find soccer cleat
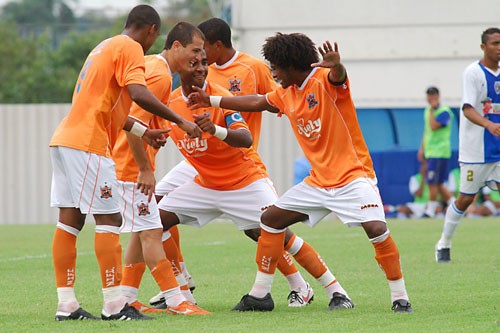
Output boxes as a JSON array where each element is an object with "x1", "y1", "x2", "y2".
[
  {"x1": 153, "y1": 301, "x2": 167, "y2": 310},
  {"x1": 287, "y1": 283, "x2": 314, "y2": 307},
  {"x1": 129, "y1": 300, "x2": 165, "y2": 313},
  {"x1": 435, "y1": 247, "x2": 451, "y2": 263},
  {"x1": 328, "y1": 292, "x2": 354, "y2": 310},
  {"x1": 392, "y1": 299, "x2": 413, "y2": 313},
  {"x1": 149, "y1": 291, "x2": 164, "y2": 306},
  {"x1": 166, "y1": 301, "x2": 211, "y2": 315},
  {"x1": 55, "y1": 307, "x2": 99, "y2": 321},
  {"x1": 186, "y1": 275, "x2": 196, "y2": 292},
  {"x1": 232, "y1": 293, "x2": 274, "y2": 312},
  {"x1": 101, "y1": 303, "x2": 154, "y2": 321}
]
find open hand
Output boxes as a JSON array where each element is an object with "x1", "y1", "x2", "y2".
[
  {"x1": 187, "y1": 86, "x2": 211, "y2": 109},
  {"x1": 311, "y1": 40, "x2": 341, "y2": 69}
]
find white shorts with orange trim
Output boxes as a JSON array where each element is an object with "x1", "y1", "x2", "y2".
[
  {"x1": 157, "y1": 178, "x2": 278, "y2": 230},
  {"x1": 117, "y1": 181, "x2": 162, "y2": 233},
  {"x1": 155, "y1": 160, "x2": 197, "y2": 197},
  {"x1": 50, "y1": 146, "x2": 121, "y2": 214},
  {"x1": 275, "y1": 178, "x2": 386, "y2": 227}
]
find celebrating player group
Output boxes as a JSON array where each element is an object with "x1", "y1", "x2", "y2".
[{"x1": 47, "y1": 1, "x2": 500, "y2": 322}]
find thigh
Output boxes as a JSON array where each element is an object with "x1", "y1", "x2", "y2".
[
  {"x1": 118, "y1": 181, "x2": 162, "y2": 233},
  {"x1": 157, "y1": 180, "x2": 222, "y2": 228},
  {"x1": 155, "y1": 160, "x2": 197, "y2": 197}
]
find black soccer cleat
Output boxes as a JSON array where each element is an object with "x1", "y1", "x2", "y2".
[
  {"x1": 392, "y1": 299, "x2": 413, "y2": 313},
  {"x1": 435, "y1": 247, "x2": 451, "y2": 263},
  {"x1": 328, "y1": 292, "x2": 354, "y2": 310},
  {"x1": 101, "y1": 303, "x2": 154, "y2": 321},
  {"x1": 55, "y1": 307, "x2": 100, "y2": 321},
  {"x1": 232, "y1": 293, "x2": 274, "y2": 312},
  {"x1": 153, "y1": 301, "x2": 167, "y2": 310}
]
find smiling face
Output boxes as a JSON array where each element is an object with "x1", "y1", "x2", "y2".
[
  {"x1": 173, "y1": 33, "x2": 205, "y2": 73},
  {"x1": 180, "y1": 50, "x2": 208, "y2": 91},
  {"x1": 270, "y1": 63, "x2": 293, "y2": 88}
]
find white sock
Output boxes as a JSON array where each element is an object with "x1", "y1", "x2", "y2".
[
  {"x1": 56, "y1": 287, "x2": 79, "y2": 312},
  {"x1": 163, "y1": 287, "x2": 186, "y2": 307},
  {"x1": 249, "y1": 271, "x2": 274, "y2": 298},
  {"x1": 181, "y1": 289, "x2": 197, "y2": 304},
  {"x1": 121, "y1": 286, "x2": 138, "y2": 304},
  {"x1": 317, "y1": 270, "x2": 348, "y2": 299},
  {"x1": 180, "y1": 262, "x2": 191, "y2": 278},
  {"x1": 285, "y1": 271, "x2": 307, "y2": 291},
  {"x1": 425, "y1": 201, "x2": 439, "y2": 217},
  {"x1": 437, "y1": 202, "x2": 464, "y2": 248},
  {"x1": 102, "y1": 286, "x2": 126, "y2": 315},
  {"x1": 388, "y1": 278, "x2": 409, "y2": 302}
]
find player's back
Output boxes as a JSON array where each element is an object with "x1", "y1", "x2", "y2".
[
  {"x1": 167, "y1": 81, "x2": 268, "y2": 190},
  {"x1": 50, "y1": 35, "x2": 146, "y2": 157},
  {"x1": 207, "y1": 51, "x2": 277, "y2": 150}
]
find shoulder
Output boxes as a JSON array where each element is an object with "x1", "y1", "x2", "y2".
[
  {"x1": 169, "y1": 87, "x2": 183, "y2": 101},
  {"x1": 207, "y1": 81, "x2": 233, "y2": 97},
  {"x1": 463, "y1": 62, "x2": 483, "y2": 78}
]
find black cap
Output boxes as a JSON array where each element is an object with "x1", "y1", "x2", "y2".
[{"x1": 426, "y1": 86, "x2": 439, "y2": 95}]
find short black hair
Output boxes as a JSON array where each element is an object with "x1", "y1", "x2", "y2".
[
  {"x1": 164, "y1": 21, "x2": 205, "y2": 50},
  {"x1": 125, "y1": 5, "x2": 161, "y2": 30},
  {"x1": 481, "y1": 27, "x2": 500, "y2": 44},
  {"x1": 198, "y1": 18, "x2": 232, "y2": 48},
  {"x1": 426, "y1": 86, "x2": 439, "y2": 95},
  {"x1": 262, "y1": 33, "x2": 319, "y2": 71}
]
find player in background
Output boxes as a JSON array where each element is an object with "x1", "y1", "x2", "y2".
[
  {"x1": 150, "y1": 17, "x2": 281, "y2": 306},
  {"x1": 49, "y1": 5, "x2": 202, "y2": 321},
  {"x1": 417, "y1": 86, "x2": 453, "y2": 217},
  {"x1": 113, "y1": 22, "x2": 210, "y2": 316},
  {"x1": 156, "y1": 51, "x2": 350, "y2": 311},
  {"x1": 435, "y1": 27, "x2": 500, "y2": 262},
  {"x1": 188, "y1": 33, "x2": 413, "y2": 313}
]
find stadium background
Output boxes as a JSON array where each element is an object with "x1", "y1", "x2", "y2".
[{"x1": 0, "y1": 0, "x2": 498, "y2": 224}]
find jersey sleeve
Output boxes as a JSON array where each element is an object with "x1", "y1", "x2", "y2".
[
  {"x1": 223, "y1": 110, "x2": 248, "y2": 130},
  {"x1": 435, "y1": 110, "x2": 451, "y2": 126},
  {"x1": 265, "y1": 89, "x2": 284, "y2": 111},
  {"x1": 462, "y1": 66, "x2": 480, "y2": 110},
  {"x1": 115, "y1": 40, "x2": 146, "y2": 87}
]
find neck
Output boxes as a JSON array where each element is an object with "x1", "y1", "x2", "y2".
[
  {"x1": 164, "y1": 50, "x2": 181, "y2": 74},
  {"x1": 294, "y1": 69, "x2": 314, "y2": 87},
  {"x1": 122, "y1": 29, "x2": 145, "y2": 52},
  {"x1": 481, "y1": 57, "x2": 499, "y2": 72},
  {"x1": 182, "y1": 83, "x2": 195, "y2": 96},
  {"x1": 216, "y1": 48, "x2": 237, "y2": 66}
]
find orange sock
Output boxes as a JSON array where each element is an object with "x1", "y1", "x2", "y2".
[
  {"x1": 162, "y1": 236, "x2": 182, "y2": 276},
  {"x1": 52, "y1": 228, "x2": 77, "y2": 288},
  {"x1": 95, "y1": 232, "x2": 122, "y2": 288},
  {"x1": 373, "y1": 235, "x2": 403, "y2": 281},
  {"x1": 121, "y1": 262, "x2": 146, "y2": 289},
  {"x1": 291, "y1": 241, "x2": 327, "y2": 279},
  {"x1": 276, "y1": 251, "x2": 299, "y2": 276},
  {"x1": 169, "y1": 225, "x2": 185, "y2": 263},
  {"x1": 151, "y1": 259, "x2": 179, "y2": 292},
  {"x1": 255, "y1": 229, "x2": 285, "y2": 274}
]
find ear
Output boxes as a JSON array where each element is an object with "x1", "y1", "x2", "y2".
[{"x1": 148, "y1": 24, "x2": 158, "y2": 34}]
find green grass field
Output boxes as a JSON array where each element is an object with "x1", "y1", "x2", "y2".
[{"x1": 0, "y1": 218, "x2": 498, "y2": 332}]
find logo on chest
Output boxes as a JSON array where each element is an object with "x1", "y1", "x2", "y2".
[
  {"x1": 306, "y1": 92, "x2": 319, "y2": 109},
  {"x1": 297, "y1": 117, "x2": 321, "y2": 138},
  {"x1": 177, "y1": 134, "x2": 208, "y2": 154},
  {"x1": 495, "y1": 81, "x2": 500, "y2": 95},
  {"x1": 228, "y1": 78, "x2": 242, "y2": 93}
]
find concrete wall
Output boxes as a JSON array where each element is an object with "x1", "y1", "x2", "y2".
[{"x1": 230, "y1": 0, "x2": 500, "y2": 107}]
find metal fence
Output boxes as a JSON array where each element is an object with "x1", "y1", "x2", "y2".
[{"x1": 0, "y1": 104, "x2": 301, "y2": 224}]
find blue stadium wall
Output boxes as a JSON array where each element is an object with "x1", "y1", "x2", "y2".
[{"x1": 294, "y1": 108, "x2": 460, "y2": 206}]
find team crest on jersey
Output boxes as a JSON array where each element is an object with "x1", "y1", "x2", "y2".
[
  {"x1": 297, "y1": 117, "x2": 322, "y2": 139},
  {"x1": 177, "y1": 134, "x2": 208, "y2": 155},
  {"x1": 137, "y1": 202, "x2": 150, "y2": 216},
  {"x1": 228, "y1": 78, "x2": 241, "y2": 93},
  {"x1": 495, "y1": 81, "x2": 500, "y2": 94},
  {"x1": 100, "y1": 183, "x2": 112, "y2": 199},
  {"x1": 306, "y1": 92, "x2": 319, "y2": 109}
]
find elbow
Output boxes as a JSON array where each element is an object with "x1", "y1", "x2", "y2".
[{"x1": 242, "y1": 136, "x2": 253, "y2": 148}]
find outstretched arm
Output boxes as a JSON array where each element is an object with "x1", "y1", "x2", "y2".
[
  {"x1": 187, "y1": 86, "x2": 280, "y2": 113},
  {"x1": 311, "y1": 40, "x2": 346, "y2": 85},
  {"x1": 194, "y1": 113, "x2": 253, "y2": 148}
]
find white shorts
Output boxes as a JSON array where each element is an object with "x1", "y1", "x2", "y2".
[
  {"x1": 50, "y1": 146, "x2": 121, "y2": 214},
  {"x1": 117, "y1": 181, "x2": 162, "y2": 233},
  {"x1": 156, "y1": 160, "x2": 197, "y2": 197},
  {"x1": 459, "y1": 162, "x2": 500, "y2": 194},
  {"x1": 157, "y1": 178, "x2": 278, "y2": 230},
  {"x1": 275, "y1": 178, "x2": 386, "y2": 227}
]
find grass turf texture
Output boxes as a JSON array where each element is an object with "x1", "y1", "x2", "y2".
[{"x1": 0, "y1": 218, "x2": 498, "y2": 332}]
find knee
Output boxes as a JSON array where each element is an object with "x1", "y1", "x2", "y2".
[
  {"x1": 363, "y1": 221, "x2": 388, "y2": 239},
  {"x1": 160, "y1": 210, "x2": 179, "y2": 231},
  {"x1": 244, "y1": 228, "x2": 261, "y2": 242}
]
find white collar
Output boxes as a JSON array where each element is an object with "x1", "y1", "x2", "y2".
[
  {"x1": 156, "y1": 54, "x2": 172, "y2": 75},
  {"x1": 297, "y1": 68, "x2": 319, "y2": 90},
  {"x1": 181, "y1": 81, "x2": 208, "y2": 101},
  {"x1": 214, "y1": 51, "x2": 240, "y2": 69}
]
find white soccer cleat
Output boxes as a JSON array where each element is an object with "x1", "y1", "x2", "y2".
[
  {"x1": 287, "y1": 283, "x2": 314, "y2": 307},
  {"x1": 149, "y1": 291, "x2": 164, "y2": 306}
]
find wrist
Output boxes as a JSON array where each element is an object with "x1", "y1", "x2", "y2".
[
  {"x1": 213, "y1": 125, "x2": 228, "y2": 140},
  {"x1": 130, "y1": 122, "x2": 147, "y2": 138},
  {"x1": 210, "y1": 96, "x2": 222, "y2": 108}
]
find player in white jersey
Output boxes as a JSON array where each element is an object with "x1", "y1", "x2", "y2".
[{"x1": 435, "y1": 27, "x2": 500, "y2": 262}]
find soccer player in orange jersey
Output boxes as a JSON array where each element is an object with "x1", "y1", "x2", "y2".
[
  {"x1": 113, "y1": 22, "x2": 210, "y2": 316},
  {"x1": 155, "y1": 51, "x2": 350, "y2": 310},
  {"x1": 188, "y1": 33, "x2": 413, "y2": 313},
  {"x1": 49, "y1": 5, "x2": 203, "y2": 321}
]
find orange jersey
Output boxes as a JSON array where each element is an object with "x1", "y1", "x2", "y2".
[
  {"x1": 113, "y1": 55, "x2": 172, "y2": 182},
  {"x1": 207, "y1": 51, "x2": 277, "y2": 150},
  {"x1": 167, "y1": 81, "x2": 267, "y2": 190},
  {"x1": 266, "y1": 68, "x2": 375, "y2": 188},
  {"x1": 50, "y1": 35, "x2": 146, "y2": 157}
]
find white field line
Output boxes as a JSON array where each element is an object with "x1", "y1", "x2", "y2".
[{"x1": 0, "y1": 251, "x2": 94, "y2": 263}]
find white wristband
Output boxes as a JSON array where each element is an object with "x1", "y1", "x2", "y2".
[
  {"x1": 210, "y1": 96, "x2": 222, "y2": 108},
  {"x1": 213, "y1": 125, "x2": 228, "y2": 140},
  {"x1": 130, "y1": 121, "x2": 147, "y2": 138}
]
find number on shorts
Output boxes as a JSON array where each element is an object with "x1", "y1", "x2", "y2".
[{"x1": 466, "y1": 170, "x2": 474, "y2": 182}]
